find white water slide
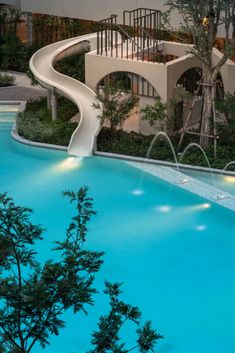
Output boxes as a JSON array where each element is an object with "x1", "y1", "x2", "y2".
[{"x1": 29, "y1": 33, "x2": 100, "y2": 157}]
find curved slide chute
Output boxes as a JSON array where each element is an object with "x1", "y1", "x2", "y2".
[{"x1": 29, "y1": 33, "x2": 101, "y2": 157}]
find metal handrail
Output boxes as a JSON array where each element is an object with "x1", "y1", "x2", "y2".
[{"x1": 115, "y1": 23, "x2": 142, "y2": 52}]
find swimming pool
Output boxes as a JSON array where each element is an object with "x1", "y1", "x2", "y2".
[{"x1": 1, "y1": 121, "x2": 235, "y2": 353}]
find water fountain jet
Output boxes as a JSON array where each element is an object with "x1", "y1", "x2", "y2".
[
  {"x1": 147, "y1": 131, "x2": 189, "y2": 184},
  {"x1": 222, "y1": 161, "x2": 235, "y2": 176},
  {"x1": 179, "y1": 142, "x2": 214, "y2": 183},
  {"x1": 179, "y1": 143, "x2": 228, "y2": 200}
]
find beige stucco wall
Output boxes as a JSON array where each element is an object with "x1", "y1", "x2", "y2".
[
  {"x1": 85, "y1": 52, "x2": 168, "y2": 101},
  {"x1": 220, "y1": 63, "x2": 235, "y2": 94},
  {"x1": 85, "y1": 40, "x2": 235, "y2": 135},
  {"x1": 85, "y1": 41, "x2": 235, "y2": 103},
  {"x1": 212, "y1": 49, "x2": 235, "y2": 94},
  {"x1": 163, "y1": 41, "x2": 192, "y2": 58},
  {"x1": 166, "y1": 55, "x2": 201, "y2": 100}
]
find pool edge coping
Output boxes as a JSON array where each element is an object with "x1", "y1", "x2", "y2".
[{"x1": 0, "y1": 100, "x2": 27, "y2": 112}]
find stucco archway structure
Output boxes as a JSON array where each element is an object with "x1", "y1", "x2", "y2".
[
  {"x1": 85, "y1": 51, "x2": 167, "y2": 102},
  {"x1": 86, "y1": 40, "x2": 235, "y2": 105}
]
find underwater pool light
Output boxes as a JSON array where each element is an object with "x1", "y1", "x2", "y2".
[
  {"x1": 54, "y1": 157, "x2": 83, "y2": 171},
  {"x1": 157, "y1": 205, "x2": 172, "y2": 213},
  {"x1": 223, "y1": 175, "x2": 235, "y2": 184},
  {"x1": 202, "y1": 203, "x2": 211, "y2": 209},
  {"x1": 132, "y1": 189, "x2": 144, "y2": 196},
  {"x1": 196, "y1": 225, "x2": 207, "y2": 231}
]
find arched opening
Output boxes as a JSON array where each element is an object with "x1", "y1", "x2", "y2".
[
  {"x1": 96, "y1": 71, "x2": 161, "y2": 135},
  {"x1": 177, "y1": 67, "x2": 202, "y2": 94},
  {"x1": 176, "y1": 67, "x2": 224, "y2": 98},
  {"x1": 96, "y1": 71, "x2": 159, "y2": 98},
  {"x1": 171, "y1": 68, "x2": 203, "y2": 133},
  {"x1": 173, "y1": 68, "x2": 225, "y2": 134}
]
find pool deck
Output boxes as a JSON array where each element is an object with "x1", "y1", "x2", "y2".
[
  {"x1": 0, "y1": 71, "x2": 46, "y2": 101},
  {"x1": 127, "y1": 161, "x2": 235, "y2": 212}
]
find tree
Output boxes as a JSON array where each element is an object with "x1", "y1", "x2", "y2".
[
  {"x1": 89, "y1": 282, "x2": 163, "y2": 353},
  {"x1": 0, "y1": 188, "x2": 104, "y2": 353},
  {"x1": 93, "y1": 82, "x2": 139, "y2": 138},
  {"x1": 0, "y1": 188, "x2": 163, "y2": 353},
  {"x1": 141, "y1": 97, "x2": 167, "y2": 130},
  {"x1": 166, "y1": 0, "x2": 235, "y2": 147}
]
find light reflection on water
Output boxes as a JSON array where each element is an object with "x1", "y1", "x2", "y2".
[{"x1": 185, "y1": 169, "x2": 235, "y2": 195}]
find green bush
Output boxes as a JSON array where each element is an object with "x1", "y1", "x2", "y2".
[
  {"x1": 0, "y1": 34, "x2": 41, "y2": 72},
  {"x1": 17, "y1": 97, "x2": 78, "y2": 146},
  {"x1": 55, "y1": 53, "x2": 85, "y2": 83},
  {"x1": 97, "y1": 127, "x2": 235, "y2": 170},
  {"x1": 17, "y1": 111, "x2": 77, "y2": 146},
  {"x1": 0, "y1": 72, "x2": 15, "y2": 87},
  {"x1": 97, "y1": 128, "x2": 177, "y2": 162}
]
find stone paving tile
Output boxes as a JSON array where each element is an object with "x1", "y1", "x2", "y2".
[
  {"x1": 0, "y1": 70, "x2": 47, "y2": 102},
  {"x1": 0, "y1": 86, "x2": 46, "y2": 101}
]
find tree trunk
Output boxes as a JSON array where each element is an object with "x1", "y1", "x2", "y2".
[{"x1": 199, "y1": 68, "x2": 213, "y2": 148}]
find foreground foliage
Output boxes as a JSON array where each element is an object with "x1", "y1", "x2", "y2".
[
  {"x1": 89, "y1": 282, "x2": 163, "y2": 353},
  {"x1": 0, "y1": 188, "x2": 163, "y2": 353},
  {"x1": 0, "y1": 188, "x2": 104, "y2": 353}
]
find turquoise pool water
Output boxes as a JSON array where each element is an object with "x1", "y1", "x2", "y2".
[{"x1": 1, "y1": 122, "x2": 235, "y2": 353}]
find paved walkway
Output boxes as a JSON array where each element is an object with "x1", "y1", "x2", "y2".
[{"x1": 0, "y1": 70, "x2": 47, "y2": 101}]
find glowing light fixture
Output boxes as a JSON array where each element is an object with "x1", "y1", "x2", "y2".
[
  {"x1": 158, "y1": 205, "x2": 172, "y2": 213},
  {"x1": 132, "y1": 189, "x2": 144, "y2": 196},
  {"x1": 202, "y1": 203, "x2": 211, "y2": 209},
  {"x1": 223, "y1": 175, "x2": 235, "y2": 184},
  {"x1": 196, "y1": 225, "x2": 207, "y2": 231},
  {"x1": 54, "y1": 157, "x2": 82, "y2": 171}
]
